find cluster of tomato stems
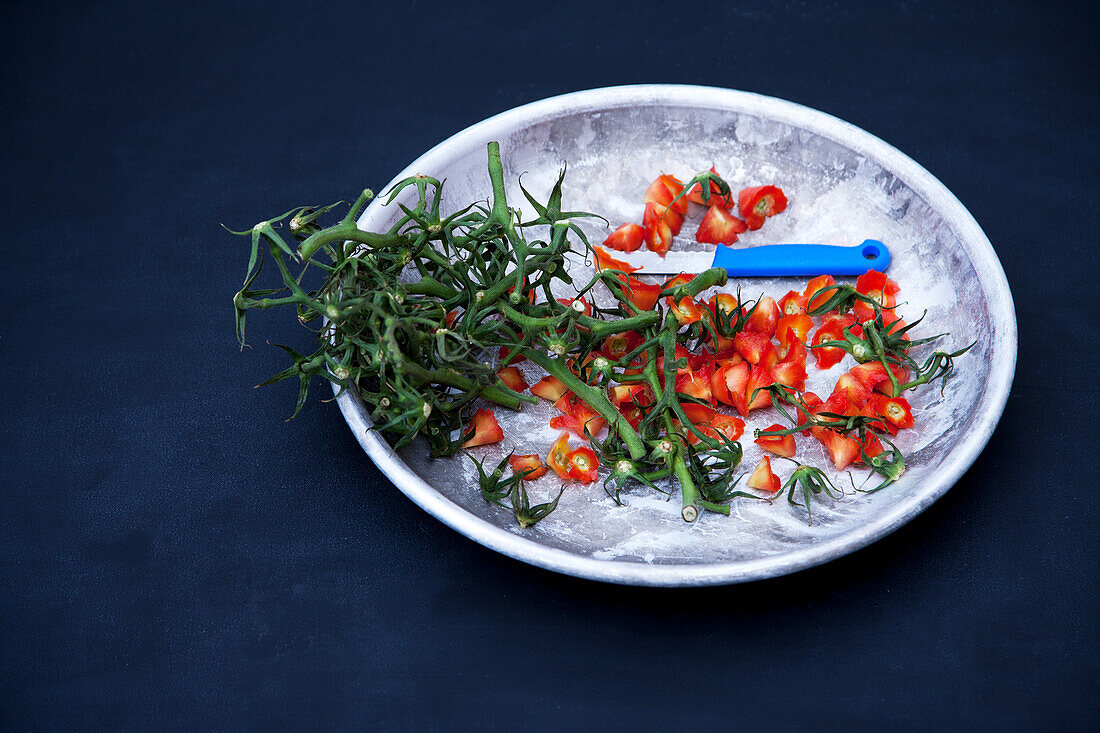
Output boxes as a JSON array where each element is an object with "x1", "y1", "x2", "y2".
[
  {"x1": 750, "y1": 287, "x2": 972, "y2": 521},
  {"x1": 231, "y1": 141, "x2": 969, "y2": 528}
]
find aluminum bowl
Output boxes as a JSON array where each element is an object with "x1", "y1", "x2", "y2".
[{"x1": 334, "y1": 85, "x2": 1016, "y2": 586}]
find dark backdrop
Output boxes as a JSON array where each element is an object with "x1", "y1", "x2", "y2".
[{"x1": 3, "y1": 1, "x2": 1097, "y2": 729}]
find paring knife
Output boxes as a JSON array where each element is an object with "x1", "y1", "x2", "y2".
[{"x1": 610, "y1": 239, "x2": 890, "y2": 276}]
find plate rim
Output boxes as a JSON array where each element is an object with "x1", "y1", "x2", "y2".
[{"x1": 334, "y1": 84, "x2": 1018, "y2": 587}]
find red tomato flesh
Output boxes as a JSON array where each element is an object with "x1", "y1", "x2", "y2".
[
  {"x1": 566, "y1": 445, "x2": 600, "y2": 483},
  {"x1": 756, "y1": 424, "x2": 796, "y2": 458},
  {"x1": 746, "y1": 456, "x2": 781, "y2": 494},
  {"x1": 592, "y1": 244, "x2": 640, "y2": 273},
  {"x1": 530, "y1": 375, "x2": 568, "y2": 403},
  {"x1": 617, "y1": 275, "x2": 662, "y2": 312},
  {"x1": 497, "y1": 366, "x2": 529, "y2": 393},
  {"x1": 463, "y1": 408, "x2": 504, "y2": 448},
  {"x1": 695, "y1": 206, "x2": 747, "y2": 245},
  {"x1": 738, "y1": 185, "x2": 788, "y2": 230},
  {"x1": 602, "y1": 223, "x2": 645, "y2": 253},
  {"x1": 509, "y1": 454, "x2": 548, "y2": 481}
]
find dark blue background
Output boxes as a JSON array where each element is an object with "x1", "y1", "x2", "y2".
[{"x1": 3, "y1": 1, "x2": 1097, "y2": 729}]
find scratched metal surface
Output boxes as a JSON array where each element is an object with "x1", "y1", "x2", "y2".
[{"x1": 334, "y1": 85, "x2": 1016, "y2": 586}]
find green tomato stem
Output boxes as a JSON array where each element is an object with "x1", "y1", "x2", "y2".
[{"x1": 523, "y1": 350, "x2": 647, "y2": 460}]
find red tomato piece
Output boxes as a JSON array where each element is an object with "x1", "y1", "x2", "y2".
[
  {"x1": 695, "y1": 206, "x2": 748, "y2": 245},
  {"x1": 530, "y1": 375, "x2": 568, "y2": 403},
  {"x1": 681, "y1": 401, "x2": 716, "y2": 425},
  {"x1": 709, "y1": 363, "x2": 732, "y2": 407},
  {"x1": 853, "y1": 270, "x2": 901, "y2": 322},
  {"x1": 831, "y1": 372, "x2": 873, "y2": 412},
  {"x1": 713, "y1": 353, "x2": 744, "y2": 370},
  {"x1": 745, "y1": 296, "x2": 780, "y2": 336},
  {"x1": 462, "y1": 408, "x2": 504, "y2": 448},
  {"x1": 551, "y1": 406, "x2": 605, "y2": 436},
  {"x1": 803, "y1": 274, "x2": 837, "y2": 313},
  {"x1": 643, "y1": 220, "x2": 674, "y2": 255},
  {"x1": 608, "y1": 383, "x2": 651, "y2": 408},
  {"x1": 669, "y1": 298, "x2": 703, "y2": 325},
  {"x1": 687, "y1": 166, "x2": 735, "y2": 208},
  {"x1": 778, "y1": 289, "x2": 808, "y2": 316},
  {"x1": 819, "y1": 391, "x2": 854, "y2": 418},
  {"x1": 733, "y1": 330, "x2": 777, "y2": 366},
  {"x1": 592, "y1": 244, "x2": 640, "y2": 273},
  {"x1": 602, "y1": 223, "x2": 645, "y2": 253},
  {"x1": 675, "y1": 364, "x2": 715, "y2": 406},
  {"x1": 679, "y1": 403, "x2": 744, "y2": 445},
  {"x1": 565, "y1": 445, "x2": 600, "y2": 483},
  {"x1": 663, "y1": 277, "x2": 700, "y2": 324},
  {"x1": 797, "y1": 392, "x2": 824, "y2": 436},
  {"x1": 746, "y1": 456, "x2": 781, "y2": 494},
  {"x1": 552, "y1": 393, "x2": 608, "y2": 436},
  {"x1": 509, "y1": 454, "x2": 548, "y2": 481},
  {"x1": 885, "y1": 318, "x2": 910, "y2": 341},
  {"x1": 745, "y1": 363, "x2": 775, "y2": 412},
  {"x1": 496, "y1": 366, "x2": 529, "y2": 393},
  {"x1": 715, "y1": 361, "x2": 751, "y2": 416},
  {"x1": 772, "y1": 341, "x2": 808, "y2": 391},
  {"x1": 857, "y1": 402, "x2": 889, "y2": 435},
  {"x1": 552, "y1": 392, "x2": 577, "y2": 414},
  {"x1": 710, "y1": 413, "x2": 745, "y2": 442},
  {"x1": 811, "y1": 427, "x2": 861, "y2": 471},
  {"x1": 644, "y1": 174, "x2": 689, "y2": 215},
  {"x1": 602, "y1": 330, "x2": 644, "y2": 362},
  {"x1": 881, "y1": 309, "x2": 906, "y2": 330},
  {"x1": 663, "y1": 273, "x2": 695, "y2": 292},
  {"x1": 848, "y1": 361, "x2": 891, "y2": 392},
  {"x1": 848, "y1": 360, "x2": 909, "y2": 396},
  {"x1": 870, "y1": 394, "x2": 915, "y2": 430},
  {"x1": 616, "y1": 275, "x2": 662, "y2": 312},
  {"x1": 549, "y1": 412, "x2": 607, "y2": 437},
  {"x1": 775, "y1": 313, "x2": 813, "y2": 357},
  {"x1": 810, "y1": 316, "x2": 850, "y2": 370},
  {"x1": 546, "y1": 433, "x2": 573, "y2": 479},
  {"x1": 738, "y1": 185, "x2": 789, "y2": 230},
  {"x1": 643, "y1": 201, "x2": 684, "y2": 256},
  {"x1": 755, "y1": 424, "x2": 796, "y2": 458},
  {"x1": 707, "y1": 330, "x2": 736, "y2": 358}
]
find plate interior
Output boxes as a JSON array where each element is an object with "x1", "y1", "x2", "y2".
[{"x1": 339, "y1": 87, "x2": 1014, "y2": 585}]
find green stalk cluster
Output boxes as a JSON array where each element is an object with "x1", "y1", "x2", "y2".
[
  {"x1": 232, "y1": 141, "x2": 657, "y2": 460},
  {"x1": 231, "y1": 145, "x2": 759, "y2": 525}
]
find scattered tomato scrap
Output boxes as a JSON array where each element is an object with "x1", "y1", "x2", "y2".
[
  {"x1": 460, "y1": 167, "x2": 967, "y2": 524},
  {"x1": 603, "y1": 167, "x2": 789, "y2": 257}
]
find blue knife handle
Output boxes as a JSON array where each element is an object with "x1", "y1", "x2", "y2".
[{"x1": 710, "y1": 239, "x2": 890, "y2": 276}]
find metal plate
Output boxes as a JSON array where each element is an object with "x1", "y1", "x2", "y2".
[{"x1": 334, "y1": 85, "x2": 1016, "y2": 586}]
